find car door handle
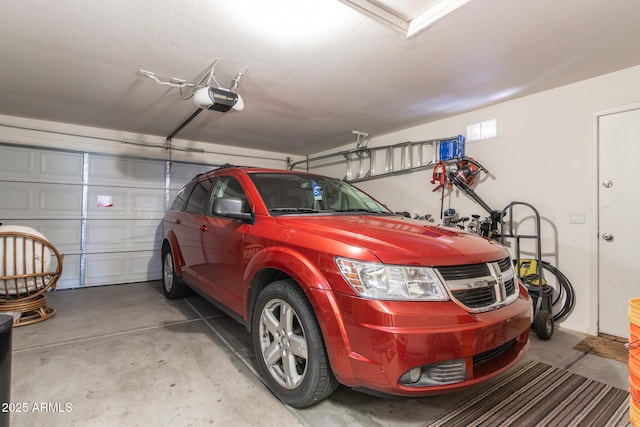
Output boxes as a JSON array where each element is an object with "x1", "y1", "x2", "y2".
[{"x1": 199, "y1": 224, "x2": 208, "y2": 232}]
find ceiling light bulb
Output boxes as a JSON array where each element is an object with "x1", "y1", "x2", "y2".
[{"x1": 233, "y1": 93, "x2": 244, "y2": 111}]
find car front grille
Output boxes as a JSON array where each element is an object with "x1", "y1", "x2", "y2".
[
  {"x1": 437, "y1": 257, "x2": 519, "y2": 313},
  {"x1": 438, "y1": 263, "x2": 490, "y2": 280},
  {"x1": 451, "y1": 286, "x2": 497, "y2": 308}
]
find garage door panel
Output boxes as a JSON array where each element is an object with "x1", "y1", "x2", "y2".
[
  {"x1": 85, "y1": 251, "x2": 161, "y2": 286},
  {"x1": 0, "y1": 146, "x2": 82, "y2": 183},
  {"x1": 87, "y1": 186, "x2": 165, "y2": 219},
  {"x1": 0, "y1": 182, "x2": 82, "y2": 218},
  {"x1": 0, "y1": 144, "x2": 224, "y2": 289},
  {"x1": 169, "y1": 162, "x2": 214, "y2": 190},
  {"x1": 130, "y1": 251, "x2": 161, "y2": 277},
  {"x1": 0, "y1": 183, "x2": 33, "y2": 211},
  {"x1": 56, "y1": 254, "x2": 81, "y2": 290},
  {"x1": 0, "y1": 146, "x2": 36, "y2": 178},
  {"x1": 89, "y1": 156, "x2": 166, "y2": 187},
  {"x1": 6, "y1": 219, "x2": 81, "y2": 253},
  {"x1": 86, "y1": 219, "x2": 162, "y2": 252},
  {"x1": 40, "y1": 185, "x2": 83, "y2": 213},
  {"x1": 40, "y1": 151, "x2": 84, "y2": 182},
  {"x1": 84, "y1": 154, "x2": 166, "y2": 287}
]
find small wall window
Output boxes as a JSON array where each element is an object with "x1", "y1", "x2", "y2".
[{"x1": 466, "y1": 119, "x2": 497, "y2": 141}]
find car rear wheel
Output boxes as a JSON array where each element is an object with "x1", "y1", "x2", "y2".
[
  {"x1": 162, "y1": 249, "x2": 188, "y2": 299},
  {"x1": 252, "y1": 280, "x2": 338, "y2": 408}
]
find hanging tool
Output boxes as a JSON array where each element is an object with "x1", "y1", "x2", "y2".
[
  {"x1": 430, "y1": 161, "x2": 448, "y2": 191},
  {"x1": 453, "y1": 157, "x2": 486, "y2": 186},
  {"x1": 446, "y1": 158, "x2": 504, "y2": 238},
  {"x1": 431, "y1": 161, "x2": 448, "y2": 218},
  {"x1": 446, "y1": 158, "x2": 493, "y2": 214}
]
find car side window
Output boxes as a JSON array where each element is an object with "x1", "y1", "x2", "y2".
[
  {"x1": 185, "y1": 178, "x2": 215, "y2": 214},
  {"x1": 209, "y1": 176, "x2": 250, "y2": 214},
  {"x1": 171, "y1": 181, "x2": 196, "y2": 211}
]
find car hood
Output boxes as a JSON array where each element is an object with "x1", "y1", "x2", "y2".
[{"x1": 274, "y1": 214, "x2": 508, "y2": 266}]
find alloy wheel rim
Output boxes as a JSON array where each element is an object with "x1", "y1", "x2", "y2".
[
  {"x1": 164, "y1": 254, "x2": 173, "y2": 292},
  {"x1": 258, "y1": 298, "x2": 308, "y2": 389}
]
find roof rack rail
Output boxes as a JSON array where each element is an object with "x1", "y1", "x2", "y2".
[
  {"x1": 216, "y1": 163, "x2": 237, "y2": 170},
  {"x1": 192, "y1": 163, "x2": 242, "y2": 180}
]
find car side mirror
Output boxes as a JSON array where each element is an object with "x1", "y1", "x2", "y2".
[{"x1": 212, "y1": 197, "x2": 253, "y2": 222}]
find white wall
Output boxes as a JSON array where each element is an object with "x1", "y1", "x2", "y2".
[{"x1": 309, "y1": 64, "x2": 640, "y2": 335}]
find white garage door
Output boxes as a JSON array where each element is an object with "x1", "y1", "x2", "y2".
[{"x1": 0, "y1": 144, "x2": 217, "y2": 289}]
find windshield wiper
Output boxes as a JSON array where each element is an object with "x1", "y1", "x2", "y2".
[
  {"x1": 270, "y1": 207, "x2": 321, "y2": 214},
  {"x1": 334, "y1": 208, "x2": 392, "y2": 214}
]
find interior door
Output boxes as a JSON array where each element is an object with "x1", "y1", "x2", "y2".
[{"x1": 598, "y1": 107, "x2": 640, "y2": 338}]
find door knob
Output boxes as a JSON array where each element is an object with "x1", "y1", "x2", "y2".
[
  {"x1": 602, "y1": 232, "x2": 614, "y2": 241},
  {"x1": 602, "y1": 180, "x2": 613, "y2": 188}
]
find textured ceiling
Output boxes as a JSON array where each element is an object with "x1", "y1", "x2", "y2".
[{"x1": 1, "y1": 0, "x2": 639, "y2": 155}]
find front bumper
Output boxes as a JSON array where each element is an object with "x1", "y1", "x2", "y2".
[{"x1": 313, "y1": 288, "x2": 532, "y2": 396}]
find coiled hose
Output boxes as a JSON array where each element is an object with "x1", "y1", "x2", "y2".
[{"x1": 519, "y1": 259, "x2": 575, "y2": 322}]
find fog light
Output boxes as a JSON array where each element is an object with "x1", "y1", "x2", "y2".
[
  {"x1": 409, "y1": 367, "x2": 422, "y2": 383},
  {"x1": 399, "y1": 367, "x2": 423, "y2": 385},
  {"x1": 399, "y1": 359, "x2": 466, "y2": 387}
]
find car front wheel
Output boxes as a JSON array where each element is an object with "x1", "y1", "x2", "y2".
[{"x1": 252, "y1": 280, "x2": 338, "y2": 408}]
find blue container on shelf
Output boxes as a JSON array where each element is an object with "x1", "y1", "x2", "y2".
[{"x1": 439, "y1": 135, "x2": 465, "y2": 161}]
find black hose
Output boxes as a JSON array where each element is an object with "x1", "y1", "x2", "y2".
[
  {"x1": 520, "y1": 260, "x2": 575, "y2": 322},
  {"x1": 540, "y1": 260, "x2": 575, "y2": 322}
]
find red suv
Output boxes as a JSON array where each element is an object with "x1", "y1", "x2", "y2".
[{"x1": 162, "y1": 166, "x2": 532, "y2": 408}]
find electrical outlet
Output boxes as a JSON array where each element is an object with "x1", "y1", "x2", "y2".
[{"x1": 569, "y1": 211, "x2": 586, "y2": 224}]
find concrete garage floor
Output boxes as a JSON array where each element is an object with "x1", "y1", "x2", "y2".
[{"x1": 7, "y1": 281, "x2": 630, "y2": 426}]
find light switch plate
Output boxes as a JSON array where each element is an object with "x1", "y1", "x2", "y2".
[{"x1": 569, "y1": 211, "x2": 586, "y2": 224}]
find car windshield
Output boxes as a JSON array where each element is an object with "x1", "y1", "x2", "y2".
[{"x1": 249, "y1": 172, "x2": 393, "y2": 215}]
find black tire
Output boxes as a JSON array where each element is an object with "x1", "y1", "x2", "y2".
[
  {"x1": 252, "y1": 280, "x2": 338, "y2": 408},
  {"x1": 534, "y1": 310, "x2": 554, "y2": 340},
  {"x1": 162, "y1": 248, "x2": 188, "y2": 299}
]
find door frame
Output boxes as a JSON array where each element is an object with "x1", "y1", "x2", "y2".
[{"x1": 590, "y1": 101, "x2": 640, "y2": 335}]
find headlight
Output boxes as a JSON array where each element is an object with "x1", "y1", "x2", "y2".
[{"x1": 335, "y1": 257, "x2": 449, "y2": 301}]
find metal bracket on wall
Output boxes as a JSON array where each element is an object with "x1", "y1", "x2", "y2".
[{"x1": 289, "y1": 135, "x2": 463, "y2": 183}]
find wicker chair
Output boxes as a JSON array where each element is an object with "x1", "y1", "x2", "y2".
[{"x1": 0, "y1": 225, "x2": 64, "y2": 326}]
